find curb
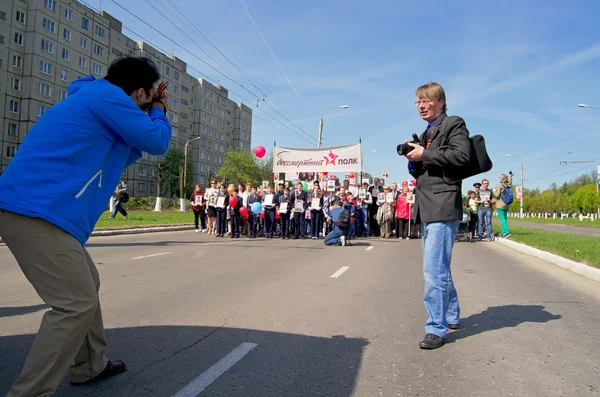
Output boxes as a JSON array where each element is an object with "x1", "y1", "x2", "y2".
[
  {"x1": 91, "y1": 225, "x2": 195, "y2": 236},
  {"x1": 496, "y1": 238, "x2": 600, "y2": 282},
  {"x1": 0, "y1": 225, "x2": 195, "y2": 244}
]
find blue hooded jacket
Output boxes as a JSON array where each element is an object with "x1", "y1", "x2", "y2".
[{"x1": 0, "y1": 75, "x2": 172, "y2": 246}]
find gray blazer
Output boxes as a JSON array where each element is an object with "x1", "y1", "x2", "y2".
[{"x1": 408, "y1": 113, "x2": 471, "y2": 223}]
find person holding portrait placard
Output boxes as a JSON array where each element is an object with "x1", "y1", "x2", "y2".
[
  {"x1": 189, "y1": 184, "x2": 206, "y2": 232},
  {"x1": 291, "y1": 182, "x2": 307, "y2": 239},
  {"x1": 278, "y1": 186, "x2": 292, "y2": 239},
  {"x1": 309, "y1": 185, "x2": 324, "y2": 239},
  {"x1": 262, "y1": 185, "x2": 277, "y2": 238},
  {"x1": 215, "y1": 184, "x2": 229, "y2": 237}
]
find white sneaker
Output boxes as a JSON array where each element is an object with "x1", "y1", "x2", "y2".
[
  {"x1": 202, "y1": 229, "x2": 207, "y2": 233},
  {"x1": 340, "y1": 236, "x2": 346, "y2": 246},
  {"x1": 195, "y1": 229, "x2": 199, "y2": 233}
]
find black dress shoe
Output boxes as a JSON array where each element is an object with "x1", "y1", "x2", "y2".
[
  {"x1": 419, "y1": 333, "x2": 446, "y2": 349},
  {"x1": 448, "y1": 323, "x2": 460, "y2": 330},
  {"x1": 71, "y1": 360, "x2": 127, "y2": 386}
]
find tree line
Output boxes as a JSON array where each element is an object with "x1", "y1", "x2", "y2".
[{"x1": 507, "y1": 171, "x2": 599, "y2": 214}]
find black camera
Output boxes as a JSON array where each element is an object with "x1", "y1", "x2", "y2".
[{"x1": 397, "y1": 133, "x2": 422, "y2": 156}]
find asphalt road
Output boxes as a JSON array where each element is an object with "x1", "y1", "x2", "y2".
[
  {"x1": 1, "y1": 231, "x2": 599, "y2": 397},
  {"x1": 509, "y1": 220, "x2": 600, "y2": 238}
]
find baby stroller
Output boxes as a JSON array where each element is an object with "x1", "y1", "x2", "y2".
[{"x1": 455, "y1": 207, "x2": 471, "y2": 242}]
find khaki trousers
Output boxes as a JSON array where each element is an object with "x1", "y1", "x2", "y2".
[{"x1": 0, "y1": 210, "x2": 108, "y2": 397}]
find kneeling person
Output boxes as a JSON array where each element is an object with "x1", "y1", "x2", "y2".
[{"x1": 324, "y1": 199, "x2": 352, "y2": 246}]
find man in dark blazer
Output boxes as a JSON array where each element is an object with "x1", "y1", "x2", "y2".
[{"x1": 404, "y1": 82, "x2": 471, "y2": 349}]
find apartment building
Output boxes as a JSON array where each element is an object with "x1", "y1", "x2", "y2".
[{"x1": 0, "y1": 0, "x2": 252, "y2": 197}]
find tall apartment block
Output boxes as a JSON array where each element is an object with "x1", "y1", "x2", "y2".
[{"x1": 0, "y1": 0, "x2": 252, "y2": 197}]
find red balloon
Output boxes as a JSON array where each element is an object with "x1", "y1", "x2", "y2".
[
  {"x1": 229, "y1": 197, "x2": 238, "y2": 208},
  {"x1": 275, "y1": 212, "x2": 281, "y2": 220},
  {"x1": 240, "y1": 206, "x2": 249, "y2": 218},
  {"x1": 254, "y1": 146, "x2": 266, "y2": 158},
  {"x1": 260, "y1": 209, "x2": 265, "y2": 219}
]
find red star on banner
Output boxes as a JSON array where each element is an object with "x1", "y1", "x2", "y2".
[{"x1": 323, "y1": 150, "x2": 338, "y2": 166}]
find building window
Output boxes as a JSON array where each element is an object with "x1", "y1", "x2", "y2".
[
  {"x1": 6, "y1": 146, "x2": 16, "y2": 158},
  {"x1": 59, "y1": 90, "x2": 66, "y2": 100},
  {"x1": 8, "y1": 123, "x2": 18, "y2": 136},
  {"x1": 182, "y1": 85, "x2": 189, "y2": 92},
  {"x1": 219, "y1": 156, "x2": 222, "y2": 164},
  {"x1": 0, "y1": 11, "x2": 6, "y2": 20},
  {"x1": 181, "y1": 99, "x2": 188, "y2": 105},
  {"x1": 181, "y1": 112, "x2": 187, "y2": 119},
  {"x1": 15, "y1": 10, "x2": 25, "y2": 24},
  {"x1": 165, "y1": 65, "x2": 170, "y2": 76},
  {"x1": 174, "y1": 85, "x2": 179, "y2": 94},
  {"x1": 14, "y1": 32, "x2": 23, "y2": 46},
  {"x1": 38, "y1": 82, "x2": 52, "y2": 97},
  {"x1": 172, "y1": 114, "x2": 178, "y2": 123},
  {"x1": 155, "y1": 60, "x2": 162, "y2": 72},
  {"x1": 204, "y1": 89, "x2": 208, "y2": 97},
  {"x1": 41, "y1": 39, "x2": 54, "y2": 53},
  {"x1": 139, "y1": 166, "x2": 147, "y2": 176},
  {"x1": 111, "y1": 48, "x2": 122, "y2": 56},
  {"x1": 40, "y1": 61, "x2": 52, "y2": 75},
  {"x1": 11, "y1": 78, "x2": 21, "y2": 91},
  {"x1": 60, "y1": 69, "x2": 68, "y2": 81},
  {"x1": 172, "y1": 99, "x2": 179, "y2": 109},
  {"x1": 221, "y1": 110, "x2": 225, "y2": 118},
  {"x1": 42, "y1": 18, "x2": 55, "y2": 33},
  {"x1": 93, "y1": 44, "x2": 104, "y2": 56},
  {"x1": 208, "y1": 153, "x2": 211, "y2": 161},
  {"x1": 151, "y1": 168, "x2": 156, "y2": 177},
  {"x1": 12, "y1": 55, "x2": 22, "y2": 68},
  {"x1": 79, "y1": 57, "x2": 87, "y2": 69},
  {"x1": 64, "y1": 8, "x2": 72, "y2": 20},
  {"x1": 200, "y1": 151, "x2": 205, "y2": 159},
  {"x1": 149, "y1": 183, "x2": 156, "y2": 195},
  {"x1": 36, "y1": 104, "x2": 47, "y2": 117},
  {"x1": 138, "y1": 183, "x2": 146, "y2": 193},
  {"x1": 82, "y1": 17, "x2": 89, "y2": 30},
  {"x1": 63, "y1": 29, "x2": 71, "y2": 41},
  {"x1": 62, "y1": 48, "x2": 69, "y2": 61},
  {"x1": 202, "y1": 114, "x2": 207, "y2": 122},
  {"x1": 173, "y1": 70, "x2": 180, "y2": 81},
  {"x1": 93, "y1": 63, "x2": 103, "y2": 75},
  {"x1": 80, "y1": 37, "x2": 87, "y2": 48},
  {"x1": 202, "y1": 126, "x2": 207, "y2": 134},
  {"x1": 220, "y1": 145, "x2": 224, "y2": 152},
  {"x1": 95, "y1": 25, "x2": 105, "y2": 39},
  {"x1": 44, "y1": 0, "x2": 57, "y2": 12}
]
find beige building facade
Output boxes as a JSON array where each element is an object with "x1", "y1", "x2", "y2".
[{"x1": 0, "y1": 0, "x2": 252, "y2": 197}]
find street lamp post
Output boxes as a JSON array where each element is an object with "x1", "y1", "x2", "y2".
[
  {"x1": 507, "y1": 154, "x2": 524, "y2": 218},
  {"x1": 180, "y1": 136, "x2": 203, "y2": 211},
  {"x1": 317, "y1": 105, "x2": 349, "y2": 147}
]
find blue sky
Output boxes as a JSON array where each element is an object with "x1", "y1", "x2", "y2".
[{"x1": 97, "y1": 0, "x2": 600, "y2": 191}]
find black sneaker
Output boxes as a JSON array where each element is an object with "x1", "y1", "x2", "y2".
[
  {"x1": 419, "y1": 333, "x2": 446, "y2": 349},
  {"x1": 448, "y1": 323, "x2": 460, "y2": 330}
]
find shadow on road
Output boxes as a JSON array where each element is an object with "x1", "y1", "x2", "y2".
[
  {"x1": 448, "y1": 305, "x2": 562, "y2": 343},
  {"x1": 0, "y1": 325, "x2": 368, "y2": 397},
  {"x1": 0, "y1": 304, "x2": 48, "y2": 318}
]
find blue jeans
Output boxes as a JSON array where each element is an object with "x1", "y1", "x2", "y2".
[
  {"x1": 478, "y1": 208, "x2": 492, "y2": 239},
  {"x1": 111, "y1": 199, "x2": 127, "y2": 218},
  {"x1": 324, "y1": 226, "x2": 347, "y2": 245},
  {"x1": 422, "y1": 221, "x2": 460, "y2": 338}
]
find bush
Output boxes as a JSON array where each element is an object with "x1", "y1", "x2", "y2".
[{"x1": 111, "y1": 196, "x2": 180, "y2": 211}]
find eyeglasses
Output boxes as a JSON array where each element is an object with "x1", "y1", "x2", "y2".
[{"x1": 414, "y1": 100, "x2": 433, "y2": 106}]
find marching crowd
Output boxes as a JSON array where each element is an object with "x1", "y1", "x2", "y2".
[{"x1": 188, "y1": 177, "x2": 423, "y2": 245}]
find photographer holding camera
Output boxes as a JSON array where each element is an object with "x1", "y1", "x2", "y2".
[
  {"x1": 0, "y1": 57, "x2": 171, "y2": 396},
  {"x1": 401, "y1": 82, "x2": 471, "y2": 349}
]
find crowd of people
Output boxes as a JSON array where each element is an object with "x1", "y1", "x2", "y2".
[{"x1": 188, "y1": 177, "x2": 424, "y2": 245}]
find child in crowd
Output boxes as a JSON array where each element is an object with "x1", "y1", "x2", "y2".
[{"x1": 215, "y1": 184, "x2": 229, "y2": 237}]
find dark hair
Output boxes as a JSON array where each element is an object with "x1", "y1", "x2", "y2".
[{"x1": 104, "y1": 57, "x2": 160, "y2": 96}]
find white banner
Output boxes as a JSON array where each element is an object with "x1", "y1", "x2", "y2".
[{"x1": 273, "y1": 144, "x2": 362, "y2": 173}]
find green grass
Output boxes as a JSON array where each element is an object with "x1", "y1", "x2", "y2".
[
  {"x1": 95, "y1": 211, "x2": 193, "y2": 230},
  {"x1": 507, "y1": 216, "x2": 600, "y2": 229},
  {"x1": 493, "y1": 224, "x2": 600, "y2": 268}
]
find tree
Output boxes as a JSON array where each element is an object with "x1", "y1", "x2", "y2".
[
  {"x1": 152, "y1": 156, "x2": 167, "y2": 211},
  {"x1": 257, "y1": 152, "x2": 274, "y2": 184},
  {"x1": 217, "y1": 148, "x2": 261, "y2": 186},
  {"x1": 571, "y1": 184, "x2": 599, "y2": 213},
  {"x1": 162, "y1": 147, "x2": 193, "y2": 198}
]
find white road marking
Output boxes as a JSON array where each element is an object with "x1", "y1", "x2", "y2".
[
  {"x1": 172, "y1": 342, "x2": 258, "y2": 397},
  {"x1": 365, "y1": 246, "x2": 374, "y2": 251},
  {"x1": 330, "y1": 266, "x2": 350, "y2": 278},
  {"x1": 131, "y1": 252, "x2": 171, "y2": 260}
]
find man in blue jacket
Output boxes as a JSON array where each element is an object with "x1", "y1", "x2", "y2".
[{"x1": 0, "y1": 57, "x2": 172, "y2": 396}]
